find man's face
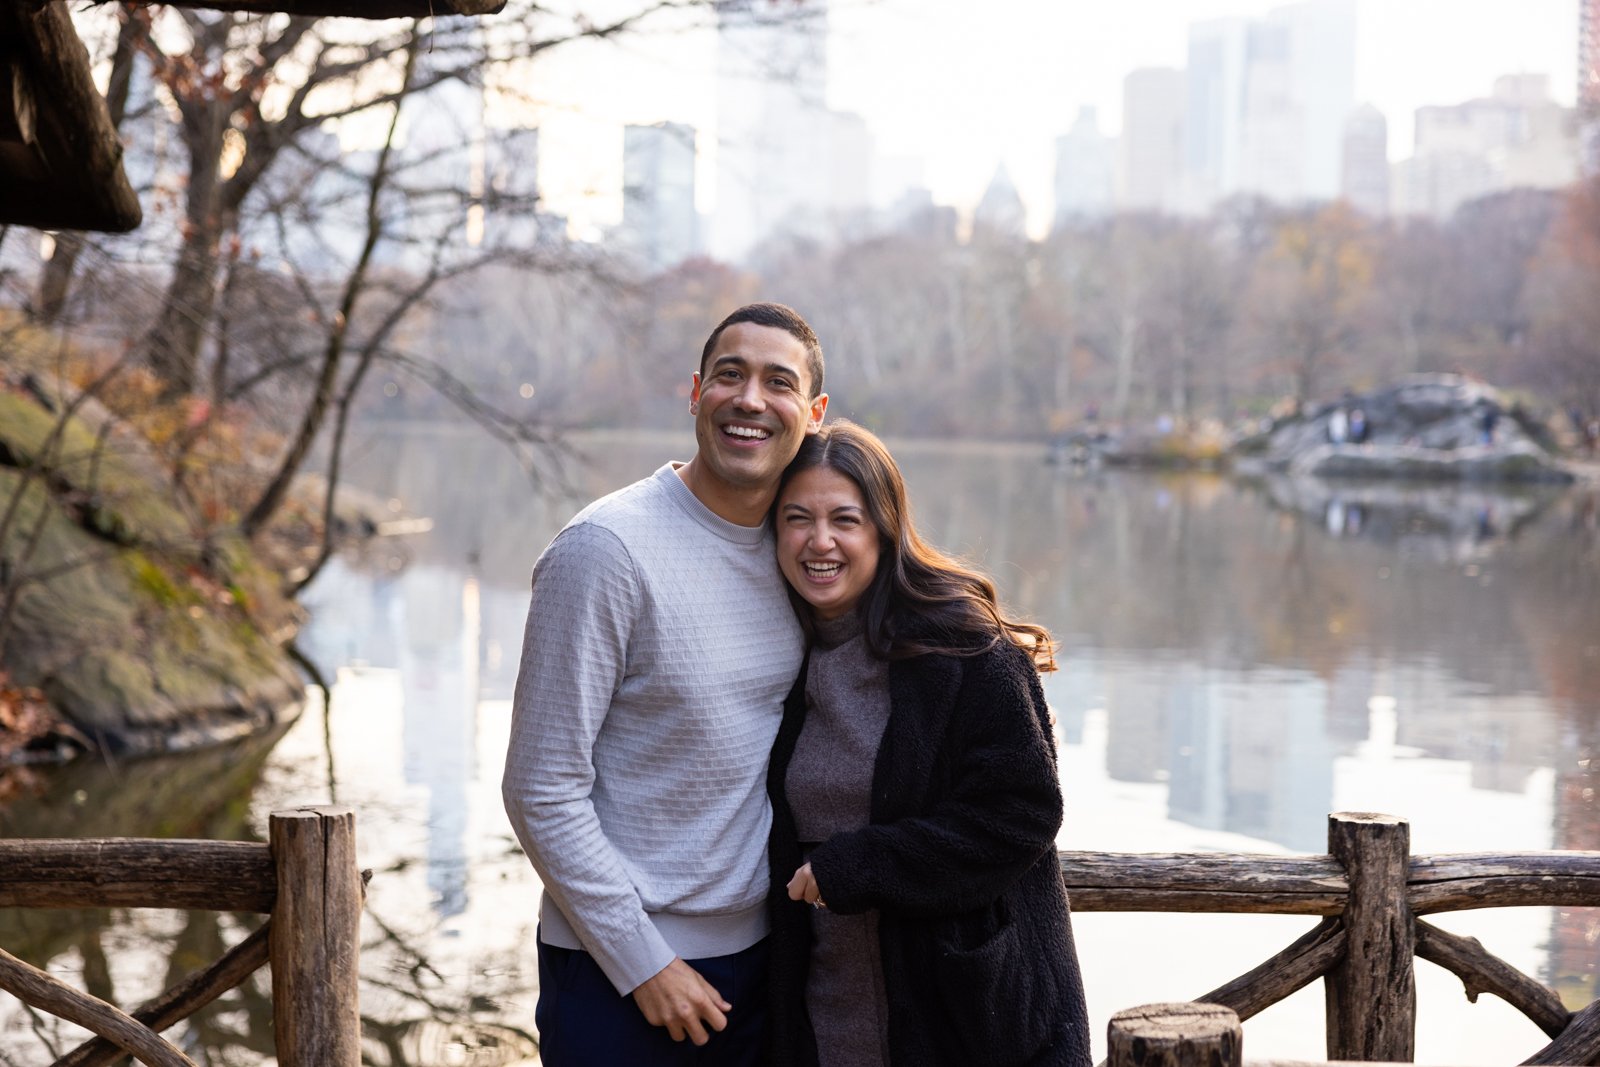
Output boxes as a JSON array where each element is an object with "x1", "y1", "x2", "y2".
[{"x1": 691, "y1": 322, "x2": 827, "y2": 495}]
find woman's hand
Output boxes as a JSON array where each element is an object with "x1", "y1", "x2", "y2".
[{"x1": 787, "y1": 862, "x2": 826, "y2": 909}]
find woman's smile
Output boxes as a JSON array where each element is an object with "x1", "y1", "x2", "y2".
[{"x1": 777, "y1": 467, "x2": 881, "y2": 620}]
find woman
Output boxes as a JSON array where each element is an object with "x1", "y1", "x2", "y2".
[{"x1": 766, "y1": 421, "x2": 1091, "y2": 1067}]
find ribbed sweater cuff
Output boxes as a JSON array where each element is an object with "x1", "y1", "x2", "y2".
[{"x1": 538, "y1": 895, "x2": 769, "y2": 994}]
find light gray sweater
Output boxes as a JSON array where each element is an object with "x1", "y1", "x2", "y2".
[{"x1": 502, "y1": 463, "x2": 804, "y2": 994}]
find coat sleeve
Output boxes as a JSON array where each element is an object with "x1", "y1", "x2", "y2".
[
  {"x1": 807, "y1": 644, "x2": 1063, "y2": 918},
  {"x1": 500, "y1": 522, "x2": 676, "y2": 995}
]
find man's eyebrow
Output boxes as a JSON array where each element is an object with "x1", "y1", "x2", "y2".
[{"x1": 710, "y1": 354, "x2": 801, "y2": 380}]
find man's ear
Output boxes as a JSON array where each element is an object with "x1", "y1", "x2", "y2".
[
  {"x1": 806, "y1": 392, "x2": 829, "y2": 433},
  {"x1": 690, "y1": 372, "x2": 703, "y2": 410}
]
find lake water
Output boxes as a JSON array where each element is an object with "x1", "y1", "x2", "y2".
[{"x1": 4, "y1": 426, "x2": 1600, "y2": 1065}]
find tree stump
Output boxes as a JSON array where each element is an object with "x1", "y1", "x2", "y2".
[{"x1": 1108, "y1": 1002, "x2": 1242, "y2": 1067}]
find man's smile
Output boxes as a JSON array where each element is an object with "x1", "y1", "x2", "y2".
[{"x1": 721, "y1": 423, "x2": 773, "y2": 442}]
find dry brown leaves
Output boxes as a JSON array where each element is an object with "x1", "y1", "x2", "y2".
[{"x1": 0, "y1": 671, "x2": 86, "y2": 789}]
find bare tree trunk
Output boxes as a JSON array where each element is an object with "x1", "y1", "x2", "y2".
[
  {"x1": 34, "y1": 7, "x2": 140, "y2": 325},
  {"x1": 1400, "y1": 310, "x2": 1422, "y2": 373},
  {"x1": 1171, "y1": 340, "x2": 1192, "y2": 426},
  {"x1": 136, "y1": 89, "x2": 231, "y2": 392},
  {"x1": 137, "y1": 205, "x2": 228, "y2": 396},
  {"x1": 1112, "y1": 308, "x2": 1139, "y2": 425},
  {"x1": 1293, "y1": 331, "x2": 1326, "y2": 403},
  {"x1": 989, "y1": 282, "x2": 1016, "y2": 422},
  {"x1": 288, "y1": 339, "x2": 381, "y2": 596},
  {"x1": 35, "y1": 234, "x2": 87, "y2": 324},
  {"x1": 1054, "y1": 334, "x2": 1073, "y2": 421},
  {"x1": 211, "y1": 253, "x2": 240, "y2": 410},
  {"x1": 944, "y1": 269, "x2": 967, "y2": 376}
]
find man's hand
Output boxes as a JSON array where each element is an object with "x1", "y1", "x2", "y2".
[{"x1": 631, "y1": 958, "x2": 731, "y2": 1045}]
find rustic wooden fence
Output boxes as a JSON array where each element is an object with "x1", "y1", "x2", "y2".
[
  {"x1": 5, "y1": 806, "x2": 1595, "y2": 1064},
  {"x1": 1064, "y1": 811, "x2": 1600, "y2": 1065},
  {"x1": 0, "y1": 806, "x2": 362, "y2": 1067}
]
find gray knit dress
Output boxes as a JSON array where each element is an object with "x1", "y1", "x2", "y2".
[{"x1": 784, "y1": 611, "x2": 894, "y2": 1067}]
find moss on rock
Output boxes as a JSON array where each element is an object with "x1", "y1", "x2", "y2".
[
  {"x1": 0, "y1": 387, "x2": 304, "y2": 759},
  {"x1": 0, "y1": 393, "x2": 197, "y2": 555}
]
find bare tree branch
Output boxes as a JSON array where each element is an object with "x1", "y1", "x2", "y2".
[{"x1": 241, "y1": 27, "x2": 423, "y2": 540}]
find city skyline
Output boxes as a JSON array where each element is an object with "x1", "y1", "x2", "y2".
[{"x1": 521, "y1": 0, "x2": 1578, "y2": 239}]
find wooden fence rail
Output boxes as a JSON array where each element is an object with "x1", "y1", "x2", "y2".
[
  {"x1": 7, "y1": 806, "x2": 1598, "y2": 1065},
  {"x1": 1059, "y1": 850, "x2": 1600, "y2": 915},
  {"x1": 0, "y1": 806, "x2": 361, "y2": 1067},
  {"x1": 1069, "y1": 812, "x2": 1600, "y2": 1065}
]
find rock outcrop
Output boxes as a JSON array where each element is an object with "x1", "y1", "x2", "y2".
[
  {"x1": 0, "y1": 381, "x2": 304, "y2": 761},
  {"x1": 1234, "y1": 374, "x2": 1574, "y2": 485}
]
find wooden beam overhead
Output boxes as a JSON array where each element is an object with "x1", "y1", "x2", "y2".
[
  {"x1": 0, "y1": 1, "x2": 141, "y2": 232},
  {"x1": 0, "y1": 0, "x2": 505, "y2": 235},
  {"x1": 124, "y1": 0, "x2": 506, "y2": 16}
]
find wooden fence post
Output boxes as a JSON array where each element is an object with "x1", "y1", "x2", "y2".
[
  {"x1": 269, "y1": 807, "x2": 361, "y2": 1067},
  {"x1": 1108, "y1": 1002, "x2": 1242, "y2": 1067},
  {"x1": 1325, "y1": 811, "x2": 1415, "y2": 1062}
]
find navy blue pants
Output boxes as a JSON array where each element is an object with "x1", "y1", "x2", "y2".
[{"x1": 535, "y1": 936, "x2": 770, "y2": 1066}]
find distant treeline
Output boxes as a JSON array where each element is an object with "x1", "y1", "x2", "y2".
[{"x1": 382, "y1": 181, "x2": 1600, "y2": 442}]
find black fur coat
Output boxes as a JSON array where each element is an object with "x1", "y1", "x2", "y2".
[{"x1": 766, "y1": 640, "x2": 1092, "y2": 1067}]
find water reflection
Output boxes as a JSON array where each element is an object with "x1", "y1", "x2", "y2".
[
  {"x1": 0, "y1": 726, "x2": 287, "y2": 1062},
  {"x1": 1080, "y1": 650, "x2": 1562, "y2": 855},
  {"x1": 308, "y1": 562, "x2": 492, "y2": 920},
  {"x1": 3, "y1": 427, "x2": 1598, "y2": 1066},
  {"x1": 1252, "y1": 474, "x2": 1566, "y2": 559}
]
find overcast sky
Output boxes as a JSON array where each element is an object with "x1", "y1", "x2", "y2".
[{"x1": 523, "y1": 0, "x2": 1580, "y2": 237}]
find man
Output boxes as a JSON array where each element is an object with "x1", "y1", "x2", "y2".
[{"x1": 503, "y1": 303, "x2": 828, "y2": 1065}]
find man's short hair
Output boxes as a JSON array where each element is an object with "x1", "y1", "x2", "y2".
[{"x1": 699, "y1": 303, "x2": 825, "y2": 399}]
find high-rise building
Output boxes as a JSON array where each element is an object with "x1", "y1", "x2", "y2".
[
  {"x1": 712, "y1": 0, "x2": 830, "y2": 262},
  {"x1": 1580, "y1": 0, "x2": 1600, "y2": 172},
  {"x1": 825, "y1": 109, "x2": 874, "y2": 237},
  {"x1": 382, "y1": 78, "x2": 552, "y2": 267},
  {"x1": 349, "y1": 81, "x2": 552, "y2": 262},
  {"x1": 872, "y1": 153, "x2": 926, "y2": 213},
  {"x1": 1119, "y1": 67, "x2": 1186, "y2": 213},
  {"x1": 1275, "y1": 0, "x2": 1357, "y2": 201},
  {"x1": 622, "y1": 122, "x2": 698, "y2": 272},
  {"x1": 1340, "y1": 104, "x2": 1389, "y2": 217},
  {"x1": 1495, "y1": 76, "x2": 1580, "y2": 190},
  {"x1": 1183, "y1": 0, "x2": 1355, "y2": 211},
  {"x1": 1394, "y1": 75, "x2": 1578, "y2": 218},
  {"x1": 1183, "y1": 16, "x2": 1249, "y2": 211},
  {"x1": 1053, "y1": 106, "x2": 1115, "y2": 225},
  {"x1": 383, "y1": 77, "x2": 484, "y2": 269},
  {"x1": 482, "y1": 125, "x2": 546, "y2": 250},
  {"x1": 973, "y1": 163, "x2": 1027, "y2": 239},
  {"x1": 1237, "y1": 15, "x2": 1301, "y2": 203},
  {"x1": 1390, "y1": 149, "x2": 1495, "y2": 222}
]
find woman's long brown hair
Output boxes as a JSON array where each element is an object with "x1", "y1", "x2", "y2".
[{"x1": 776, "y1": 420, "x2": 1057, "y2": 671}]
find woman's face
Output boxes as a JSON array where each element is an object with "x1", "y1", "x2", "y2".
[{"x1": 776, "y1": 466, "x2": 882, "y2": 621}]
